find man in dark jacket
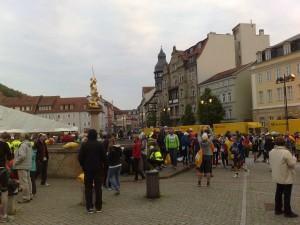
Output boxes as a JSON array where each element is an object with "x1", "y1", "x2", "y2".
[
  {"x1": 78, "y1": 129, "x2": 107, "y2": 213},
  {"x1": 35, "y1": 134, "x2": 49, "y2": 186}
]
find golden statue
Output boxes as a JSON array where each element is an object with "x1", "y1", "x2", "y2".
[{"x1": 88, "y1": 75, "x2": 101, "y2": 108}]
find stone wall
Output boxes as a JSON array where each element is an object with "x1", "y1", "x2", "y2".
[{"x1": 48, "y1": 145, "x2": 82, "y2": 178}]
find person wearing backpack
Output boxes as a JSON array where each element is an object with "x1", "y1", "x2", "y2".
[
  {"x1": 231, "y1": 137, "x2": 241, "y2": 178},
  {"x1": 197, "y1": 133, "x2": 213, "y2": 187}
]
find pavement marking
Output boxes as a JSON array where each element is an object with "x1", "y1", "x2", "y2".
[{"x1": 240, "y1": 171, "x2": 249, "y2": 225}]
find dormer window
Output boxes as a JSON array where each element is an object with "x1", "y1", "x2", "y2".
[
  {"x1": 256, "y1": 52, "x2": 262, "y2": 63},
  {"x1": 265, "y1": 49, "x2": 271, "y2": 60},
  {"x1": 283, "y1": 43, "x2": 291, "y2": 55}
]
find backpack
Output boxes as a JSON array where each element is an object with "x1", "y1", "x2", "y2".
[{"x1": 195, "y1": 149, "x2": 203, "y2": 168}]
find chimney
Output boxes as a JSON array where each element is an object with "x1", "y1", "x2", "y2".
[{"x1": 259, "y1": 29, "x2": 264, "y2": 35}]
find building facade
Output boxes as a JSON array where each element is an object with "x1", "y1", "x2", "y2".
[
  {"x1": 139, "y1": 22, "x2": 270, "y2": 126},
  {"x1": 233, "y1": 23, "x2": 270, "y2": 66},
  {"x1": 0, "y1": 95, "x2": 117, "y2": 133},
  {"x1": 251, "y1": 34, "x2": 300, "y2": 127},
  {"x1": 199, "y1": 64, "x2": 253, "y2": 122}
]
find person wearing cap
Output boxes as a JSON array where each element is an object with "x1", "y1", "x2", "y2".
[
  {"x1": 165, "y1": 128, "x2": 180, "y2": 169},
  {"x1": 148, "y1": 144, "x2": 163, "y2": 170},
  {"x1": 269, "y1": 136, "x2": 298, "y2": 218},
  {"x1": 107, "y1": 145, "x2": 122, "y2": 195},
  {"x1": 13, "y1": 133, "x2": 32, "y2": 203},
  {"x1": 0, "y1": 132, "x2": 13, "y2": 222},
  {"x1": 181, "y1": 132, "x2": 190, "y2": 167},
  {"x1": 198, "y1": 133, "x2": 214, "y2": 186}
]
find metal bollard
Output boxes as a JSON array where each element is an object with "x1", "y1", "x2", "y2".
[{"x1": 146, "y1": 169, "x2": 160, "y2": 198}]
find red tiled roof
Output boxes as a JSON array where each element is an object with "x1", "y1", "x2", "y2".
[
  {"x1": 174, "y1": 38, "x2": 208, "y2": 61},
  {"x1": 142, "y1": 86, "x2": 155, "y2": 94},
  {"x1": 0, "y1": 96, "x2": 40, "y2": 106},
  {"x1": 200, "y1": 63, "x2": 252, "y2": 85},
  {"x1": 38, "y1": 96, "x2": 59, "y2": 106}
]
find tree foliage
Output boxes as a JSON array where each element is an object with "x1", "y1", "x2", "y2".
[
  {"x1": 197, "y1": 88, "x2": 225, "y2": 125},
  {"x1": 181, "y1": 104, "x2": 196, "y2": 125},
  {"x1": 146, "y1": 111, "x2": 157, "y2": 127},
  {"x1": 160, "y1": 111, "x2": 171, "y2": 127},
  {"x1": 0, "y1": 83, "x2": 25, "y2": 97}
]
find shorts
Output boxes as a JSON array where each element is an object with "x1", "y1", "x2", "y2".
[
  {"x1": 198, "y1": 156, "x2": 212, "y2": 174},
  {"x1": 0, "y1": 169, "x2": 8, "y2": 192}
]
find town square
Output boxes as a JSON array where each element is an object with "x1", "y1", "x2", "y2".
[{"x1": 0, "y1": 0, "x2": 300, "y2": 224}]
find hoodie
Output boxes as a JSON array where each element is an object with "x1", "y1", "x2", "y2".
[{"x1": 14, "y1": 140, "x2": 32, "y2": 170}]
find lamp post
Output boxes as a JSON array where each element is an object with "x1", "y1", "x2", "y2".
[
  {"x1": 200, "y1": 98, "x2": 213, "y2": 124},
  {"x1": 276, "y1": 73, "x2": 296, "y2": 132}
]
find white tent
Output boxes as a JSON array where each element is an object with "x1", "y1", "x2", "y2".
[{"x1": 0, "y1": 105, "x2": 78, "y2": 133}]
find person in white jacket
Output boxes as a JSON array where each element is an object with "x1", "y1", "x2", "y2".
[
  {"x1": 14, "y1": 133, "x2": 32, "y2": 203},
  {"x1": 269, "y1": 136, "x2": 298, "y2": 218}
]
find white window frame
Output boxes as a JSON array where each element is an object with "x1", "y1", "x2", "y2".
[
  {"x1": 267, "y1": 89, "x2": 272, "y2": 103},
  {"x1": 258, "y1": 91, "x2": 264, "y2": 104},
  {"x1": 266, "y1": 71, "x2": 272, "y2": 81}
]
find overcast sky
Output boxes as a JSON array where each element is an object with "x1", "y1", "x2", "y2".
[{"x1": 0, "y1": 0, "x2": 299, "y2": 109}]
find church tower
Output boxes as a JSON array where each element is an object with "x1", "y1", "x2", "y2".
[{"x1": 154, "y1": 47, "x2": 167, "y2": 92}]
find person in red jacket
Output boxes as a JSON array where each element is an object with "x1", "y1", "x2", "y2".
[{"x1": 132, "y1": 135, "x2": 145, "y2": 181}]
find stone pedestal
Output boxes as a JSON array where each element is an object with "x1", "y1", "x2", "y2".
[{"x1": 87, "y1": 107, "x2": 102, "y2": 132}]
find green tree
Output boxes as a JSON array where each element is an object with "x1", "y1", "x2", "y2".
[
  {"x1": 181, "y1": 104, "x2": 196, "y2": 125},
  {"x1": 197, "y1": 88, "x2": 225, "y2": 125},
  {"x1": 160, "y1": 111, "x2": 171, "y2": 127},
  {"x1": 146, "y1": 111, "x2": 157, "y2": 127}
]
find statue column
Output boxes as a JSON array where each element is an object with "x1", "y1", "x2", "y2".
[{"x1": 87, "y1": 75, "x2": 103, "y2": 132}]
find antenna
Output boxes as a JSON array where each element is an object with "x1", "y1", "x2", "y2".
[{"x1": 91, "y1": 65, "x2": 95, "y2": 77}]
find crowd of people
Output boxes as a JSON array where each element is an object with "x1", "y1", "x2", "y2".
[
  {"x1": 0, "y1": 132, "x2": 50, "y2": 223},
  {"x1": 0, "y1": 126, "x2": 297, "y2": 219}
]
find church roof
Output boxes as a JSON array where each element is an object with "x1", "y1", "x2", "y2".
[{"x1": 154, "y1": 48, "x2": 167, "y2": 73}]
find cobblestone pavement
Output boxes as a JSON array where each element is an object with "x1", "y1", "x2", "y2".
[{"x1": 6, "y1": 161, "x2": 300, "y2": 225}]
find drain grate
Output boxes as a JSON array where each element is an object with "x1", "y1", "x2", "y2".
[{"x1": 264, "y1": 203, "x2": 274, "y2": 211}]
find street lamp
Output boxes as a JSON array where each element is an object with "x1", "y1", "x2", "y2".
[{"x1": 276, "y1": 73, "x2": 296, "y2": 132}]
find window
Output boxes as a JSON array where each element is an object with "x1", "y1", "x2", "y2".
[
  {"x1": 266, "y1": 71, "x2": 272, "y2": 81},
  {"x1": 286, "y1": 65, "x2": 291, "y2": 75},
  {"x1": 227, "y1": 92, "x2": 231, "y2": 102},
  {"x1": 258, "y1": 73, "x2": 263, "y2": 83},
  {"x1": 297, "y1": 63, "x2": 300, "y2": 75},
  {"x1": 68, "y1": 114, "x2": 70, "y2": 118},
  {"x1": 26, "y1": 106, "x2": 30, "y2": 111},
  {"x1": 73, "y1": 123, "x2": 75, "y2": 126},
  {"x1": 265, "y1": 50, "x2": 271, "y2": 60},
  {"x1": 60, "y1": 105, "x2": 63, "y2": 110},
  {"x1": 269, "y1": 116, "x2": 274, "y2": 120},
  {"x1": 228, "y1": 109, "x2": 232, "y2": 119},
  {"x1": 222, "y1": 93, "x2": 226, "y2": 103},
  {"x1": 267, "y1": 89, "x2": 272, "y2": 103},
  {"x1": 258, "y1": 91, "x2": 264, "y2": 104},
  {"x1": 192, "y1": 88, "x2": 196, "y2": 97},
  {"x1": 277, "y1": 88, "x2": 283, "y2": 101},
  {"x1": 70, "y1": 104, "x2": 74, "y2": 110},
  {"x1": 287, "y1": 86, "x2": 293, "y2": 99},
  {"x1": 283, "y1": 43, "x2": 291, "y2": 55},
  {"x1": 257, "y1": 52, "x2": 262, "y2": 63},
  {"x1": 180, "y1": 89, "x2": 183, "y2": 98},
  {"x1": 57, "y1": 115, "x2": 60, "y2": 119},
  {"x1": 276, "y1": 67, "x2": 281, "y2": 80}
]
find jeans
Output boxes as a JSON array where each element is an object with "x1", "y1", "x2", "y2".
[
  {"x1": 182, "y1": 146, "x2": 189, "y2": 165},
  {"x1": 84, "y1": 170, "x2": 102, "y2": 211},
  {"x1": 275, "y1": 183, "x2": 292, "y2": 214},
  {"x1": 213, "y1": 151, "x2": 219, "y2": 165},
  {"x1": 17, "y1": 170, "x2": 32, "y2": 201},
  {"x1": 221, "y1": 152, "x2": 228, "y2": 167},
  {"x1": 30, "y1": 171, "x2": 37, "y2": 195},
  {"x1": 107, "y1": 166, "x2": 121, "y2": 191},
  {"x1": 169, "y1": 149, "x2": 178, "y2": 167}
]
